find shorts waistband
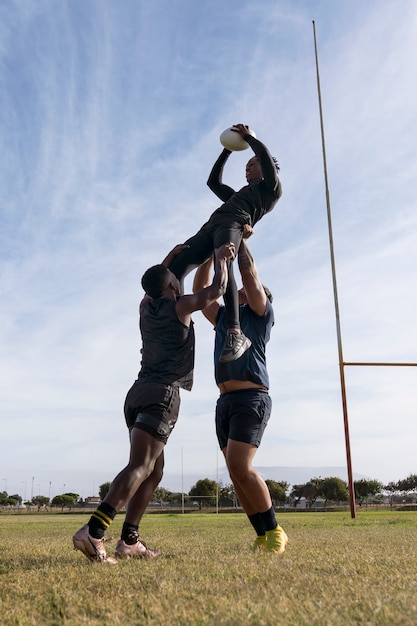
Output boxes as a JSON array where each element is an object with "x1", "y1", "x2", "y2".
[{"x1": 220, "y1": 388, "x2": 268, "y2": 397}]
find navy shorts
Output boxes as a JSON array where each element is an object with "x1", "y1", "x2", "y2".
[
  {"x1": 124, "y1": 380, "x2": 181, "y2": 444},
  {"x1": 215, "y1": 389, "x2": 272, "y2": 449}
]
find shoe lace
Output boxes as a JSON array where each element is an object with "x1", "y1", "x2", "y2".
[{"x1": 225, "y1": 334, "x2": 235, "y2": 348}]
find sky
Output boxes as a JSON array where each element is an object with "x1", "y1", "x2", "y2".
[{"x1": 1, "y1": 0, "x2": 417, "y2": 501}]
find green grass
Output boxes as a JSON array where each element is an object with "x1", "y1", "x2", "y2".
[{"x1": 0, "y1": 511, "x2": 416, "y2": 625}]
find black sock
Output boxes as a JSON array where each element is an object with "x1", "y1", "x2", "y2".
[
  {"x1": 88, "y1": 502, "x2": 117, "y2": 539},
  {"x1": 121, "y1": 522, "x2": 139, "y2": 545},
  {"x1": 248, "y1": 512, "x2": 266, "y2": 536},
  {"x1": 259, "y1": 506, "x2": 278, "y2": 532}
]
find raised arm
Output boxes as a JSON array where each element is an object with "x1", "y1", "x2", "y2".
[
  {"x1": 231, "y1": 123, "x2": 281, "y2": 200},
  {"x1": 176, "y1": 243, "x2": 235, "y2": 325},
  {"x1": 207, "y1": 148, "x2": 235, "y2": 202},
  {"x1": 192, "y1": 256, "x2": 220, "y2": 326},
  {"x1": 237, "y1": 239, "x2": 267, "y2": 316},
  {"x1": 245, "y1": 134, "x2": 281, "y2": 198}
]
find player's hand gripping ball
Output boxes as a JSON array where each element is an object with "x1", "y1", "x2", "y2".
[{"x1": 220, "y1": 125, "x2": 256, "y2": 151}]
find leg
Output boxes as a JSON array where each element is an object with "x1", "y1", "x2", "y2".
[
  {"x1": 72, "y1": 430, "x2": 164, "y2": 563},
  {"x1": 214, "y1": 225, "x2": 252, "y2": 362},
  {"x1": 103, "y1": 428, "x2": 165, "y2": 512},
  {"x1": 123, "y1": 450, "x2": 165, "y2": 527},
  {"x1": 213, "y1": 223, "x2": 243, "y2": 329},
  {"x1": 114, "y1": 449, "x2": 164, "y2": 560},
  {"x1": 223, "y1": 259, "x2": 240, "y2": 329},
  {"x1": 168, "y1": 228, "x2": 213, "y2": 293},
  {"x1": 73, "y1": 381, "x2": 177, "y2": 562},
  {"x1": 225, "y1": 442, "x2": 287, "y2": 555},
  {"x1": 225, "y1": 439, "x2": 272, "y2": 515},
  {"x1": 113, "y1": 382, "x2": 179, "y2": 559},
  {"x1": 220, "y1": 390, "x2": 288, "y2": 553}
]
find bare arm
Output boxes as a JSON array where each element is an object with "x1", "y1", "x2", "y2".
[
  {"x1": 192, "y1": 256, "x2": 220, "y2": 326},
  {"x1": 176, "y1": 243, "x2": 235, "y2": 325},
  {"x1": 238, "y1": 239, "x2": 267, "y2": 316}
]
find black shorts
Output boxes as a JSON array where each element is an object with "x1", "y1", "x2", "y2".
[
  {"x1": 124, "y1": 380, "x2": 181, "y2": 444},
  {"x1": 215, "y1": 389, "x2": 272, "y2": 449}
]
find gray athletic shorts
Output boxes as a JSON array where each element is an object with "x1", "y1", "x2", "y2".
[
  {"x1": 124, "y1": 380, "x2": 181, "y2": 444},
  {"x1": 215, "y1": 389, "x2": 272, "y2": 449}
]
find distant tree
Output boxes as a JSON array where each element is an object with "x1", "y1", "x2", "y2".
[
  {"x1": 189, "y1": 479, "x2": 218, "y2": 509},
  {"x1": 290, "y1": 479, "x2": 322, "y2": 508},
  {"x1": 265, "y1": 480, "x2": 288, "y2": 505},
  {"x1": 319, "y1": 477, "x2": 349, "y2": 506},
  {"x1": 0, "y1": 493, "x2": 20, "y2": 507},
  {"x1": 64, "y1": 492, "x2": 80, "y2": 503},
  {"x1": 52, "y1": 494, "x2": 78, "y2": 510},
  {"x1": 32, "y1": 495, "x2": 50, "y2": 509},
  {"x1": 219, "y1": 482, "x2": 237, "y2": 507},
  {"x1": 397, "y1": 474, "x2": 417, "y2": 495},
  {"x1": 152, "y1": 487, "x2": 172, "y2": 506},
  {"x1": 384, "y1": 481, "x2": 399, "y2": 508},
  {"x1": 407, "y1": 474, "x2": 417, "y2": 490},
  {"x1": 354, "y1": 479, "x2": 383, "y2": 506},
  {"x1": 168, "y1": 491, "x2": 182, "y2": 505},
  {"x1": 167, "y1": 492, "x2": 183, "y2": 506},
  {"x1": 290, "y1": 483, "x2": 308, "y2": 507},
  {"x1": 51, "y1": 495, "x2": 65, "y2": 509},
  {"x1": 99, "y1": 482, "x2": 111, "y2": 500}
]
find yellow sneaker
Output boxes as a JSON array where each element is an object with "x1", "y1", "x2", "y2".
[
  {"x1": 265, "y1": 525, "x2": 288, "y2": 554},
  {"x1": 252, "y1": 535, "x2": 267, "y2": 551}
]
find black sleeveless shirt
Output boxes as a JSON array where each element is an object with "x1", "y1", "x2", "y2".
[{"x1": 138, "y1": 298, "x2": 194, "y2": 391}]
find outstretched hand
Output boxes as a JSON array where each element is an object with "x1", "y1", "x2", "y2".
[
  {"x1": 242, "y1": 224, "x2": 253, "y2": 239},
  {"x1": 231, "y1": 123, "x2": 251, "y2": 138},
  {"x1": 216, "y1": 242, "x2": 236, "y2": 261}
]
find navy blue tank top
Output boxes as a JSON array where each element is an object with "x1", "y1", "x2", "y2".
[{"x1": 214, "y1": 300, "x2": 274, "y2": 387}]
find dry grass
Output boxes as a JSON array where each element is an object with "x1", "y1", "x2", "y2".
[{"x1": 0, "y1": 510, "x2": 416, "y2": 625}]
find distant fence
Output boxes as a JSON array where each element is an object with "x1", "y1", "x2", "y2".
[{"x1": 2, "y1": 502, "x2": 417, "y2": 515}]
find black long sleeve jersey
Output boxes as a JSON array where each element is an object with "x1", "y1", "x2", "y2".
[{"x1": 205, "y1": 134, "x2": 282, "y2": 230}]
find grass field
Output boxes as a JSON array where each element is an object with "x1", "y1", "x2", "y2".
[{"x1": 0, "y1": 510, "x2": 416, "y2": 625}]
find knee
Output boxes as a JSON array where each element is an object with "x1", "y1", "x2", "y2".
[
  {"x1": 152, "y1": 464, "x2": 164, "y2": 487},
  {"x1": 151, "y1": 455, "x2": 164, "y2": 486},
  {"x1": 227, "y1": 459, "x2": 249, "y2": 484}
]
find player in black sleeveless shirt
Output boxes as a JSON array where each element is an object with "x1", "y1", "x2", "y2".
[{"x1": 73, "y1": 242, "x2": 235, "y2": 562}]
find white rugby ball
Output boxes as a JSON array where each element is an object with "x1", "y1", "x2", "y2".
[{"x1": 220, "y1": 126, "x2": 256, "y2": 151}]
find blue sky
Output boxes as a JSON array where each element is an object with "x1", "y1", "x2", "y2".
[{"x1": 1, "y1": 0, "x2": 417, "y2": 500}]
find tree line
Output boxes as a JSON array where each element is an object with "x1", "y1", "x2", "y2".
[{"x1": 1, "y1": 473, "x2": 416, "y2": 509}]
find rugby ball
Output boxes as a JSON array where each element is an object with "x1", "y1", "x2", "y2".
[{"x1": 220, "y1": 126, "x2": 256, "y2": 151}]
